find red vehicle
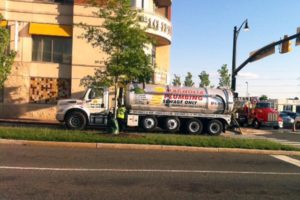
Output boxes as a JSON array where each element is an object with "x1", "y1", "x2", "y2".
[{"x1": 237, "y1": 101, "x2": 283, "y2": 129}]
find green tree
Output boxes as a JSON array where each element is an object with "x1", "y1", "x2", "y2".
[
  {"x1": 0, "y1": 14, "x2": 16, "y2": 88},
  {"x1": 80, "y1": 0, "x2": 153, "y2": 117},
  {"x1": 198, "y1": 71, "x2": 210, "y2": 87},
  {"x1": 172, "y1": 74, "x2": 181, "y2": 86},
  {"x1": 184, "y1": 72, "x2": 194, "y2": 87},
  {"x1": 217, "y1": 64, "x2": 231, "y2": 88},
  {"x1": 259, "y1": 95, "x2": 268, "y2": 101}
]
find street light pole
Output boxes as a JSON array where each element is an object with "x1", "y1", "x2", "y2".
[
  {"x1": 246, "y1": 81, "x2": 249, "y2": 100},
  {"x1": 232, "y1": 26, "x2": 238, "y2": 92},
  {"x1": 231, "y1": 19, "x2": 249, "y2": 92}
]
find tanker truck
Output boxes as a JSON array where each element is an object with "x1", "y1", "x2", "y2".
[{"x1": 56, "y1": 83, "x2": 234, "y2": 135}]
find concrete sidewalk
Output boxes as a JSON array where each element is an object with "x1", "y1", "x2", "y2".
[{"x1": 0, "y1": 118, "x2": 59, "y2": 125}]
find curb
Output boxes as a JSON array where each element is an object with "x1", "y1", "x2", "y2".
[{"x1": 1, "y1": 139, "x2": 300, "y2": 156}]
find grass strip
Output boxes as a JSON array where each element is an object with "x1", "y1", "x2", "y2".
[{"x1": 0, "y1": 126, "x2": 299, "y2": 151}]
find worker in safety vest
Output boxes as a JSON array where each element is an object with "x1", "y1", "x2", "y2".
[{"x1": 117, "y1": 104, "x2": 126, "y2": 132}]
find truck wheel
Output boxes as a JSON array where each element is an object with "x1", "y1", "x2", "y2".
[
  {"x1": 141, "y1": 116, "x2": 157, "y2": 132},
  {"x1": 164, "y1": 117, "x2": 180, "y2": 133},
  {"x1": 207, "y1": 120, "x2": 223, "y2": 136},
  {"x1": 186, "y1": 119, "x2": 203, "y2": 134},
  {"x1": 252, "y1": 120, "x2": 260, "y2": 129},
  {"x1": 65, "y1": 111, "x2": 87, "y2": 130}
]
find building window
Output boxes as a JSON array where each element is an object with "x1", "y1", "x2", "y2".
[
  {"x1": 32, "y1": 36, "x2": 72, "y2": 64},
  {"x1": 296, "y1": 106, "x2": 300, "y2": 113},
  {"x1": 29, "y1": 77, "x2": 71, "y2": 104},
  {"x1": 156, "y1": 6, "x2": 168, "y2": 18},
  {"x1": 283, "y1": 105, "x2": 293, "y2": 111},
  {"x1": 151, "y1": 45, "x2": 156, "y2": 65}
]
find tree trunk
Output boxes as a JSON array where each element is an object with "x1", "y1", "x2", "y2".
[{"x1": 113, "y1": 81, "x2": 119, "y2": 119}]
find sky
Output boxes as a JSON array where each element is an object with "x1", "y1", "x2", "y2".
[{"x1": 170, "y1": 0, "x2": 300, "y2": 99}]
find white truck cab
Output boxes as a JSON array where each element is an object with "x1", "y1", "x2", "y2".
[{"x1": 56, "y1": 87, "x2": 110, "y2": 129}]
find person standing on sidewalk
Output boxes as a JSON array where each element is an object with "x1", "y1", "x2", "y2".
[{"x1": 117, "y1": 104, "x2": 126, "y2": 132}]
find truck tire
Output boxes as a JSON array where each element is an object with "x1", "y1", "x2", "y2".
[
  {"x1": 164, "y1": 117, "x2": 180, "y2": 133},
  {"x1": 252, "y1": 119, "x2": 260, "y2": 129},
  {"x1": 186, "y1": 118, "x2": 203, "y2": 134},
  {"x1": 65, "y1": 111, "x2": 87, "y2": 130},
  {"x1": 141, "y1": 116, "x2": 157, "y2": 132},
  {"x1": 207, "y1": 120, "x2": 223, "y2": 136}
]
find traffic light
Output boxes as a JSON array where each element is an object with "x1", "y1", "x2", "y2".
[{"x1": 280, "y1": 35, "x2": 292, "y2": 53}]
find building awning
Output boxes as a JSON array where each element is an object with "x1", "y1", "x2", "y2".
[
  {"x1": 0, "y1": 20, "x2": 8, "y2": 27},
  {"x1": 29, "y1": 23, "x2": 72, "y2": 37}
]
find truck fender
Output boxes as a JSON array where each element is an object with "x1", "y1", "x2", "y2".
[{"x1": 64, "y1": 108, "x2": 89, "y2": 123}]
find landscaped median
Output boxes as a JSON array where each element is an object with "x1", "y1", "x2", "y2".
[{"x1": 0, "y1": 126, "x2": 299, "y2": 152}]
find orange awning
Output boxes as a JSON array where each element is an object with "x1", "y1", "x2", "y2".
[
  {"x1": 0, "y1": 20, "x2": 8, "y2": 27},
  {"x1": 29, "y1": 23, "x2": 72, "y2": 37}
]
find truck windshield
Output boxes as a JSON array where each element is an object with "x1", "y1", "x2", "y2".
[
  {"x1": 82, "y1": 88, "x2": 104, "y2": 100},
  {"x1": 88, "y1": 88, "x2": 104, "y2": 99},
  {"x1": 256, "y1": 102, "x2": 271, "y2": 108}
]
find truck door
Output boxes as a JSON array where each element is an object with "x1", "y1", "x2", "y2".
[{"x1": 84, "y1": 88, "x2": 107, "y2": 114}]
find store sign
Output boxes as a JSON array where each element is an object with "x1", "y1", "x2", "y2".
[{"x1": 139, "y1": 14, "x2": 172, "y2": 38}]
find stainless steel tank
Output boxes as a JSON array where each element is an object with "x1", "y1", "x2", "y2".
[{"x1": 125, "y1": 84, "x2": 234, "y2": 114}]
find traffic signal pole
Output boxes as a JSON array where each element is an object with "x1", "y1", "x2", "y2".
[{"x1": 231, "y1": 31, "x2": 300, "y2": 92}]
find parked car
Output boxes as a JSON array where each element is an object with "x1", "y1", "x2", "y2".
[
  {"x1": 279, "y1": 112, "x2": 294, "y2": 127},
  {"x1": 280, "y1": 111, "x2": 300, "y2": 119},
  {"x1": 280, "y1": 110, "x2": 300, "y2": 128},
  {"x1": 294, "y1": 115, "x2": 300, "y2": 129}
]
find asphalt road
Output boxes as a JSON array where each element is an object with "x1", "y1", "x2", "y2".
[{"x1": 1, "y1": 144, "x2": 300, "y2": 200}]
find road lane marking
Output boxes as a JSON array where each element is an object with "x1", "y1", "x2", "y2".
[
  {"x1": 272, "y1": 155, "x2": 300, "y2": 168},
  {"x1": 0, "y1": 166, "x2": 300, "y2": 175}
]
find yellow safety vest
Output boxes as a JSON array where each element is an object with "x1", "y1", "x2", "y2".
[{"x1": 117, "y1": 107, "x2": 126, "y2": 119}]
